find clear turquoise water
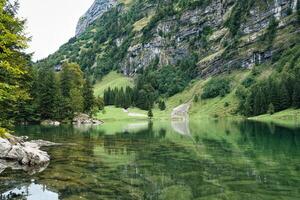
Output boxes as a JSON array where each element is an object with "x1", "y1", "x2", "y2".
[{"x1": 0, "y1": 119, "x2": 300, "y2": 199}]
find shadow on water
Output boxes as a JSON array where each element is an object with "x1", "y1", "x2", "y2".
[{"x1": 0, "y1": 119, "x2": 299, "y2": 199}]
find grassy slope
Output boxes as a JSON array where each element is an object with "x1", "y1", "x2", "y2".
[
  {"x1": 95, "y1": 106, "x2": 148, "y2": 121},
  {"x1": 94, "y1": 71, "x2": 134, "y2": 97},
  {"x1": 94, "y1": 70, "x2": 300, "y2": 128},
  {"x1": 249, "y1": 109, "x2": 300, "y2": 128},
  {"x1": 162, "y1": 70, "x2": 250, "y2": 119}
]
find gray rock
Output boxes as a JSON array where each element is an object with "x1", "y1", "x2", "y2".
[
  {"x1": 0, "y1": 135, "x2": 56, "y2": 174},
  {"x1": 41, "y1": 120, "x2": 60, "y2": 126},
  {"x1": 73, "y1": 113, "x2": 104, "y2": 125},
  {"x1": 76, "y1": 0, "x2": 117, "y2": 36}
]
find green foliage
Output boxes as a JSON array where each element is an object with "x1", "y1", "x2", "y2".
[
  {"x1": 83, "y1": 78, "x2": 95, "y2": 113},
  {"x1": 158, "y1": 100, "x2": 166, "y2": 111},
  {"x1": 29, "y1": 62, "x2": 97, "y2": 121},
  {"x1": 237, "y1": 45, "x2": 300, "y2": 116},
  {"x1": 267, "y1": 103, "x2": 275, "y2": 115},
  {"x1": 261, "y1": 16, "x2": 278, "y2": 48},
  {"x1": 193, "y1": 94, "x2": 199, "y2": 103},
  {"x1": 297, "y1": 0, "x2": 300, "y2": 24},
  {"x1": 37, "y1": 68, "x2": 60, "y2": 119},
  {"x1": 70, "y1": 88, "x2": 84, "y2": 113},
  {"x1": 0, "y1": 127, "x2": 9, "y2": 138},
  {"x1": 148, "y1": 109, "x2": 153, "y2": 119},
  {"x1": 0, "y1": 0, "x2": 31, "y2": 129},
  {"x1": 104, "y1": 86, "x2": 134, "y2": 109},
  {"x1": 241, "y1": 76, "x2": 256, "y2": 88},
  {"x1": 225, "y1": 0, "x2": 252, "y2": 36},
  {"x1": 201, "y1": 77, "x2": 231, "y2": 99}
]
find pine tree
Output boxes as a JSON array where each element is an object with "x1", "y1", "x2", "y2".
[
  {"x1": 279, "y1": 84, "x2": 289, "y2": 110},
  {"x1": 83, "y1": 78, "x2": 95, "y2": 113},
  {"x1": 267, "y1": 103, "x2": 275, "y2": 115},
  {"x1": 37, "y1": 69, "x2": 58, "y2": 119},
  {"x1": 254, "y1": 88, "x2": 266, "y2": 115},
  {"x1": 292, "y1": 82, "x2": 300, "y2": 108},
  {"x1": 148, "y1": 109, "x2": 153, "y2": 119},
  {"x1": 271, "y1": 83, "x2": 281, "y2": 112},
  {"x1": 159, "y1": 100, "x2": 166, "y2": 111}
]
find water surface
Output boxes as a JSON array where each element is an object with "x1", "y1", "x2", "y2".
[{"x1": 0, "y1": 120, "x2": 299, "y2": 199}]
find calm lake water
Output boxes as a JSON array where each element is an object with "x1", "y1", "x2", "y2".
[{"x1": 0, "y1": 119, "x2": 300, "y2": 200}]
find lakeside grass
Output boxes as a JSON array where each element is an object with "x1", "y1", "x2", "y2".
[
  {"x1": 249, "y1": 109, "x2": 300, "y2": 128},
  {"x1": 94, "y1": 71, "x2": 300, "y2": 128},
  {"x1": 164, "y1": 70, "x2": 249, "y2": 119},
  {"x1": 95, "y1": 106, "x2": 148, "y2": 121},
  {"x1": 94, "y1": 71, "x2": 133, "y2": 97}
]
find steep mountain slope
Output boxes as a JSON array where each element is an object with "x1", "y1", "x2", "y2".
[
  {"x1": 76, "y1": 0, "x2": 117, "y2": 36},
  {"x1": 36, "y1": 0, "x2": 300, "y2": 117},
  {"x1": 38, "y1": 0, "x2": 299, "y2": 75}
]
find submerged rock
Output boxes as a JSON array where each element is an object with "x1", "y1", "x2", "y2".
[{"x1": 0, "y1": 134, "x2": 56, "y2": 174}]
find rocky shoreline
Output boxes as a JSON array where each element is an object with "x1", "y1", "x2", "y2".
[
  {"x1": 41, "y1": 113, "x2": 104, "y2": 126},
  {"x1": 0, "y1": 134, "x2": 57, "y2": 174}
]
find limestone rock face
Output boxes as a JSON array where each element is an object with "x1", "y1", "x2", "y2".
[
  {"x1": 121, "y1": 0, "x2": 297, "y2": 77},
  {"x1": 75, "y1": 0, "x2": 117, "y2": 36}
]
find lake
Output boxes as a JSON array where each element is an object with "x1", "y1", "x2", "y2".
[{"x1": 0, "y1": 119, "x2": 300, "y2": 200}]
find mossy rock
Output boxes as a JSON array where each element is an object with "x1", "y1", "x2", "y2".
[{"x1": 0, "y1": 128, "x2": 9, "y2": 139}]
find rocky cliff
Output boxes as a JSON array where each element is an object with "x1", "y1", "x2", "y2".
[
  {"x1": 75, "y1": 0, "x2": 117, "y2": 36},
  {"x1": 40, "y1": 0, "x2": 299, "y2": 79}
]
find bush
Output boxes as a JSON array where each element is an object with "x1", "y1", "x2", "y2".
[
  {"x1": 158, "y1": 101, "x2": 166, "y2": 111},
  {"x1": 224, "y1": 102, "x2": 230, "y2": 107},
  {"x1": 201, "y1": 77, "x2": 231, "y2": 99}
]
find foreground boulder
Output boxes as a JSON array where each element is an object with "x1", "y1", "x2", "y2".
[{"x1": 0, "y1": 134, "x2": 56, "y2": 174}]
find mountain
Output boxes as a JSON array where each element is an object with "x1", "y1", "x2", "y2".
[
  {"x1": 38, "y1": 0, "x2": 299, "y2": 75},
  {"x1": 76, "y1": 0, "x2": 117, "y2": 36},
  {"x1": 36, "y1": 0, "x2": 300, "y2": 117}
]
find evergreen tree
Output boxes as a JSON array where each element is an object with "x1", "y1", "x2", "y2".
[
  {"x1": 148, "y1": 109, "x2": 153, "y2": 119},
  {"x1": 292, "y1": 82, "x2": 300, "y2": 108},
  {"x1": 83, "y1": 78, "x2": 95, "y2": 113},
  {"x1": 267, "y1": 103, "x2": 275, "y2": 115},
  {"x1": 37, "y1": 69, "x2": 58, "y2": 119},
  {"x1": 279, "y1": 85, "x2": 290, "y2": 110},
  {"x1": 124, "y1": 86, "x2": 133, "y2": 109},
  {"x1": 0, "y1": 0, "x2": 30, "y2": 129},
  {"x1": 159, "y1": 100, "x2": 166, "y2": 111},
  {"x1": 253, "y1": 88, "x2": 266, "y2": 115},
  {"x1": 70, "y1": 88, "x2": 84, "y2": 113},
  {"x1": 60, "y1": 62, "x2": 84, "y2": 98},
  {"x1": 270, "y1": 83, "x2": 281, "y2": 112}
]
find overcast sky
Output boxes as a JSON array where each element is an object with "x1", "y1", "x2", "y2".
[{"x1": 18, "y1": 0, "x2": 95, "y2": 61}]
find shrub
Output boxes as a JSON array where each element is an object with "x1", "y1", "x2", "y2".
[
  {"x1": 201, "y1": 77, "x2": 231, "y2": 99},
  {"x1": 224, "y1": 102, "x2": 230, "y2": 107}
]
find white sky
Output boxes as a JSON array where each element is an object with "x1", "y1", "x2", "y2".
[{"x1": 18, "y1": 0, "x2": 95, "y2": 61}]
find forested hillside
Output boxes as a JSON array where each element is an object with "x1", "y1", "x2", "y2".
[
  {"x1": 1, "y1": 0, "x2": 300, "y2": 125},
  {"x1": 34, "y1": 0, "x2": 300, "y2": 118}
]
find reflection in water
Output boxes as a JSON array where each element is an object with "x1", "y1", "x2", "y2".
[
  {"x1": 171, "y1": 119, "x2": 190, "y2": 136},
  {"x1": 0, "y1": 120, "x2": 299, "y2": 199},
  {"x1": 1, "y1": 182, "x2": 58, "y2": 200}
]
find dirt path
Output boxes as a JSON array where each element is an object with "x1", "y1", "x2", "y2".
[{"x1": 171, "y1": 101, "x2": 192, "y2": 120}]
